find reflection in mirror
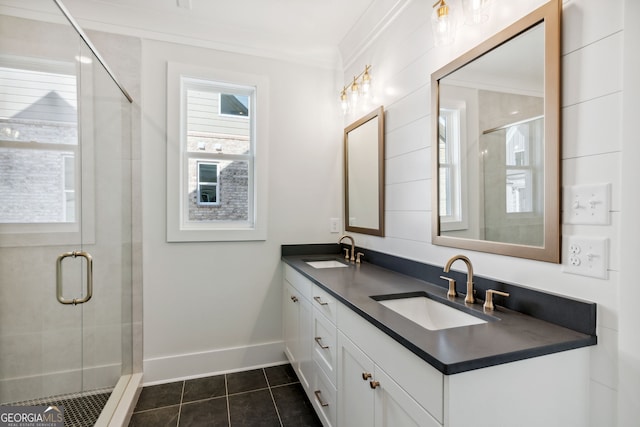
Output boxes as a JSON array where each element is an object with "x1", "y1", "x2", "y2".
[
  {"x1": 344, "y1": 106, "x2": 385, "y2": 236},
  {"x1": 432, "y1": 0, "x2": 560, "y2": 262}
]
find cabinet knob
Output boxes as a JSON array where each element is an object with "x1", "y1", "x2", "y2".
[
  {"x1": 290, "y1": 295, "x2": 298, "y2": 302},
  {"x1": 369, "y1": 380, "x2": 380, "y2": 389},
  {"x1": 361, "y1": 372, "x2": 372, "y2": 380}
]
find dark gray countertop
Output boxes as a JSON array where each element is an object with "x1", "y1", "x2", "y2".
[{"x1": 282, "y1": 253, "x2": 597, "y2": 375}]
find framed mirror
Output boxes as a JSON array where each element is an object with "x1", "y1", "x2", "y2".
[
  {"x1": 344, "y1": 106, "x2": 385, "y2": 236},
  {"x1": 431, "y1": 0, "x2": 561, "y2": 262}
]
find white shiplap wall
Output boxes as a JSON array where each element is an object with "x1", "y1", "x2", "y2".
[{"x1": 339, "y1": 0, "x2": 629, "y2": 424}]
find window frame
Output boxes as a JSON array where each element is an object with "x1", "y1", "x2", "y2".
[{"x1": 166, "y1": 62, "x2": 269, "y2": 242}]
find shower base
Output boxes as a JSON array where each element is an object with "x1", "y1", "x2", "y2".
[{"x1": 5, "y1": 388, "x2": 113, "y2": 427}]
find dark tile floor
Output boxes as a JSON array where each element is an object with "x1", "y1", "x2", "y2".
[{"x1": 128, "y1": 364, "x2": 323, "y2": 427}]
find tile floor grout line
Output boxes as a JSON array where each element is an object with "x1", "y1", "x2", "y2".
[
  {"x1": 175, "y1": 380, "x2": 185, "y2": 427},
  {"x1": 262, "y1": 368, "x2": 284, "y2": 427},
  {"x1": 225, "y1": 373, "x2": 231, "y2": 427}
]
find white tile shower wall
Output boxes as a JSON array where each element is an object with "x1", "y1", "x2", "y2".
[{"x1": 340, "y1": 0, "x2": 624, "y2": 424}]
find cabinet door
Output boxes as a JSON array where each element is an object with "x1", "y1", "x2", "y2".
[
  {"x1": 283, "y1": 281, "x2": 313, "y2": 390},
  {"x1": 337, "y1": 332, "x2": 375, "y2": 427},
  {"x1": 298, "y1": 292, "x2": 313, "y2": 390},
  {"x1": 373, "y1": 368, "x2": 441, "y2": 427},
  {"x1": 283, "y1": 281, "x2": 300, "y2": 364}
]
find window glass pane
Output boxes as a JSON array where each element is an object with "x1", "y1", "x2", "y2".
[
  {"x1": 188, "y1": 158, "x2": 249, "y2": 221},
  {"x1": 186, "y1": 88, "x2": 250, "y2": 154},
  {"x1": 199, "y1": 163, "x2": 217, "y2": 183},
  {"x1": 220, "y1": 94, "x2": 249, "y2": 117},
  {"x1": 0, "y1": 65, "x2": 78, "y2": 224},
  {"x1": 199, "y1": 185, "x2": 217, "y2": 203},
  {"x1": 0, "y1": 147, "x2": 75, "y2": 223}
]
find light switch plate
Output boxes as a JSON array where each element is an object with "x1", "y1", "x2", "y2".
[
  {"x1": 563, "y1": 183, "x2": 611, "y2": 225},
  {"x1": 563, "y1": 236, "x2": 608, "y2": 279}
]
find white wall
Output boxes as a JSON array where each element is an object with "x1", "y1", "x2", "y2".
[
  {"x1": 339, "y1": 0, "x2": 637, "y2": 425},
  {"x1": 140, "y1": 39, "x2": 343, "y2": 383}
]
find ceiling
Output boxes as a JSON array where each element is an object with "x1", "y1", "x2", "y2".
[{"x1": 62, "y1": 0, "x2": 379, "y2": 67}]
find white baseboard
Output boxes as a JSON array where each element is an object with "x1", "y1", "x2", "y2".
[{"x1": 142, "y1": 340, "x2": 287, "y2": 385}]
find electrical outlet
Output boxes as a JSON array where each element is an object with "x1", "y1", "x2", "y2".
[
  {"x1": 563, "y1": 183, "x2": 611, "y2": 225},
  {"x1": 563, "y1": 236, "x2": 608, "y2": 279},
  {"x1": 329, "y1": 218, "x2": 341, "y2": 233}
]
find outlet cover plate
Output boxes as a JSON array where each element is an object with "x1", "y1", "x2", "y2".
[{"x1": 563, "y1": 236, "x2": 608, "y2": 279}]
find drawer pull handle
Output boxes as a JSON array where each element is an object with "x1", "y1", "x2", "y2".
[
  {"x1": 290, "y1": 295, "x2": 299, "y2": 302},
  {"x1": 314, "y1": 336, "x2": 329, "y2": 349},
  {"x1": 369, "y1": 380, "x2": 380, "y2": 389},
  {"x1": 362, "y1": 372, "x2": 372, "y2": 380},
  {"x1": 313, "y1": 296, "x2": 328, "y2": 306},
  {"x1": 314, "y1": 390, "x2": 329, "y2": 407}
]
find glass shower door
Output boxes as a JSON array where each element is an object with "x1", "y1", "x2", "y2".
[{"x1": 0, "y1": 3, "x2": 133, "y2": 424}]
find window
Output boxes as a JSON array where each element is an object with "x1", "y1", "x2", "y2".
[
  {"x1": 197, "y1": 162, "x2": 219, "y2": 205},
  {"x1": 0, "y1": 57, "x2": 91, "y2": 247},
  {"x1": 220, "y1": 94, "x2": 249, "y2": 117},
  {"x1": 505, "y1": 118, "x2": 543, "y2": 214},
  {"x1": 166, "y1": 63, "x2": 269, "y2": 242},
  {"x1": 438, "y1": 108, "x2": 462, "y2": 222}
]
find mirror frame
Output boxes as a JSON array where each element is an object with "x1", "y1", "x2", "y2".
[
  {"x1": 431, "y1": 0, "x2": 561, "y2": 262},
  {"x1": 344, "y1": 106, "x2": 385, "y2": 237}
]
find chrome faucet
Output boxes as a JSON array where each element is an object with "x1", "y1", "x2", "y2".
[
  {"x1": 443, "y1": 254, "x2": 475, "y2": 304},
  {"x1": 338, "y1": 234, "x2": 355, "y2": 262}
]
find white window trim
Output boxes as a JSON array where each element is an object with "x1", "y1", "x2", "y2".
[{"x1": 166, "y1": 62, "x2": 268, "y2": 242}]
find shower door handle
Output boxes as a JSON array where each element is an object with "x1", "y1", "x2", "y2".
[{"x1": 56, "y1": 251, "x2": 93, "y2": 305}]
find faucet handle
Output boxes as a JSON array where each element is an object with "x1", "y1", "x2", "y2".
[
  {"x1": 440, "y1": 276, "x2": 457, "y2": 298},
  {"x1": 343, "y1": 248, "x2": 350, "y2": 260},
  {"x1": 356, "y1": 252, "x2": 364, "y2": 263},
  {"x1": 483, "y1": 290, "x2": 510, "y2": 311}
]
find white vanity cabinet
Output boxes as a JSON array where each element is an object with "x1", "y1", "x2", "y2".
[
  {"x1": 284, "y1": 265, "x2": 338, "y2": 427},
  {"x1": 336, "y1": 293, "x2": 591, "y2": 427},
  {"x1": 282, "y1": 263, "x2": 591, "y2": 427}
]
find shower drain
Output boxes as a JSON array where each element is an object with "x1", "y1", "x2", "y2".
[{"x1": 6, "y1": 388, "x2": 113, "y2": 427}]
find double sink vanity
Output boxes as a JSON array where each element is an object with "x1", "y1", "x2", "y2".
[
  {"x1": 281, "y1": 243, "x2": 596, "y2": 427},
  {"x1": 293, "y1": 1, "x2": 594, "y2": 425}
]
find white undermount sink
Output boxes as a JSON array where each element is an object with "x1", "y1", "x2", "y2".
[
  {"x1": 305, "y1": 260, "x2": 348, "y2": 269},
  {"x1": 377, "y1": 296, "x2": 487, "y2": 331}
]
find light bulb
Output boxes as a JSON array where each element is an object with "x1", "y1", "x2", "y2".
[
  {"x1": 350, "y1": 77, "x2": 359, "y2": 108},
  {"x1": 431, "y1": 0, "x2": 457, "y2": 47},
  {"x1": 340, "y1": 89, "x2": 349, "y2": 114},
  {"x1": 361, "y1": 67, "x2": 372, "y2": 97},
  {"x1": 462, "y1": 0, "x2": 490, "y2": 25}
]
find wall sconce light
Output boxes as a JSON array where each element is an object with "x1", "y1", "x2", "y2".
[
  {"x1": 431, "y1": 0, "x2": 457, "y2": 47},
  {"x1": 339, "y1": 65, "x2": 372, "y2": 114},
  {"x1": 462, "y1": 0, "x2": 491, "y2": 25}
]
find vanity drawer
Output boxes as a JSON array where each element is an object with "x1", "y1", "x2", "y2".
[
  {"x1": 312, "y1": 309, "x2": 337, "y2": 387},
  {"x1": 311, "y1": 284, "x2": 337, "y2": 324},
  {"x1": 310, "y1": 366, "x2": 337, "y2": 427},
  {"x1": 284, "y1": 264, "x2": 312, "y2": 300}
]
